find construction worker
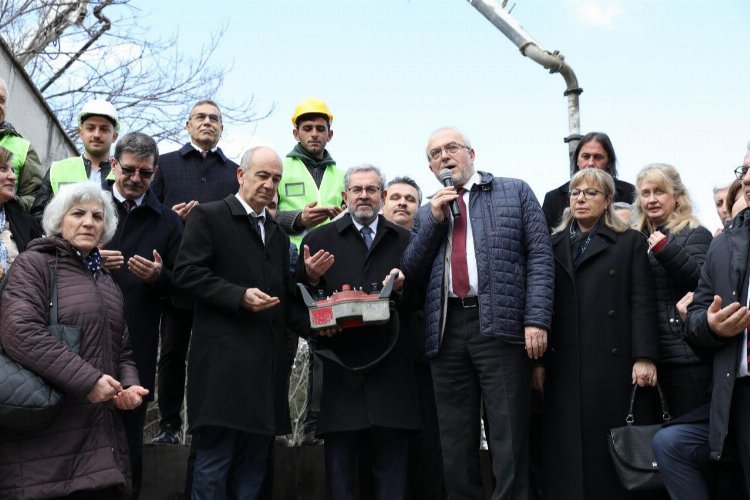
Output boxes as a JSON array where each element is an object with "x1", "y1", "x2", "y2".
[
  {"x1": 31, "y1": 99, "x2": 119, "y2": 220},
  {"x1": 276, "y1": 97, "x2": 344, "y2": 248},
  {"x1": 0, "y1": 77, "x2": 45, "y2": 211}
]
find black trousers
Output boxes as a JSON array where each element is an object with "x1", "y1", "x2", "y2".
[
  {"x1": 731, "y1": 377, "x2": 750, "y2": 498},
  {"x1": 120, "y1": 404, "x2": 148, "y2": 498},
  {"x1": 431, "y1": 305, "x2": 531, "y2": 500},
  {"x1": 156, "y1": 301, "x2": 193, "y2": 429},
  {"x1": 325, "y1": 428, "x2": 409, "y2": 500},
  {"x1": 407, "y1": 361, "x2": 445, "y2": 500}
]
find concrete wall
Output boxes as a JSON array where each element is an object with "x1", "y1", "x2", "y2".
[
  {"x1": 141, "y1": 445, "x2": 492, "y2": 499},
  {"x1": 0, "y1": 36, "x2": 78, "y2": 167}
]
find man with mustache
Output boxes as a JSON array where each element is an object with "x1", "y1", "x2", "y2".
[
  {"x1": 97, "y1": 132, "x2": 183, "y2": 497},
  {"x1": 382, "y1": 176, "x2": 445, "y2": 500},
  {"x1": 298, "y1": 164, "x2": 420, "y2": 500},
  {"x1": 30, "y1": 99, "x2": 119, "y2": 220},
  {"x1": 149, "y1": 99, "x2": 240, "y2": 445}
]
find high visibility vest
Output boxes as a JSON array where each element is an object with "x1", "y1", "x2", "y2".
[
  {"x1": 279, "y1": 157, "x2": 344, "y2": 247},
  {"x1": 49, "y1": 156, "x2": 115, "y2": 194},
  {"x1": 0, "y1": 134, "x2": 30, "y2": 189}
]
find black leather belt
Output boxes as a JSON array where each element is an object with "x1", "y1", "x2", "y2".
[{"x1": 447, "y1": 296, "x2": 478, "y2": 309}]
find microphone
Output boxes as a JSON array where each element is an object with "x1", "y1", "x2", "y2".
[{"x1": 439, "y1": 168, "x2": 461, "y2": 218}]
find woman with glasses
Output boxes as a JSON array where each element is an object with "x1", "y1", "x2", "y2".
[
  {"x1": 633, "y1": 163, "x2": 712, "y2": 420},
  {"x1": 542, "y1": 168, "x2": 659, "y2": 499},
  {"x1": 541, "y1": 131, "x2": 636, "y2": 231}
]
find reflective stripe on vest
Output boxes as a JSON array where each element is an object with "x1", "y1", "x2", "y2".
[
  {"x1": 0, "y1": 134, "x2": 30, "y2": 188},
  {"x1": 279, "y1": 157, "x2": 344, "y2": 246},
  {"x1": 49, "y1": 156, "x2": 116, "y2": 194}
]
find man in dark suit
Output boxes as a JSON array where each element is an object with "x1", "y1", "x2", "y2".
[
  {"x1": 150, "y1": 99, "x2": 240, "y2": 444},
  {"x1": 298, "y1": 164, "x2": 420, "y2": 500},
  {"x1": 97, "y1": 132, "x2": 183, "y2": 497},
  {"x1": 173, "y1": 146, "x2": 308, "y2": 498}
]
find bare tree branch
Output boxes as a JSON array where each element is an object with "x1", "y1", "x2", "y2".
[{"x1": 0, "y1": 0, "x2": 268, "y2": 145}]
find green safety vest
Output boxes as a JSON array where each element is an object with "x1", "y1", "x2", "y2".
[
  {"x1": 49, "y1": 156, "x2": 116, "y2": 194},
  {"x1": 279, "y1": 157, "x2": 344, "y2": 247},
  {"x1": 0, "y1": 134, "x2": 30, "y2": 189}
]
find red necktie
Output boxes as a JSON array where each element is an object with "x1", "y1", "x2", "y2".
[
  {"x1": 451, "y1": 189, "x2": 469, "y2": 298},
  {"x1": 123, "y1": 199, "x2": 135, "y2": 212}
]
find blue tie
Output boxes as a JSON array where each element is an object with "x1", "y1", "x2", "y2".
[{"x1": 360, "y1": 226, "x2": 373, "y2": 249}]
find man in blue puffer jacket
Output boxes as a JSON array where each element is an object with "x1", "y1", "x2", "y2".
[{"x1": 401, "y1": 127, "x2": 554, "y2": 500}]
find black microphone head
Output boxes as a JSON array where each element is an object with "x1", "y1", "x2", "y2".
[{"x1": 439, "y1": 168, "x2": 453, "y2": 184}]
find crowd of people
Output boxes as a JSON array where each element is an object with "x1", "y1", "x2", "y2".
[{"x1": 0, "y1": 74, "x2": 750, "y2": 500}]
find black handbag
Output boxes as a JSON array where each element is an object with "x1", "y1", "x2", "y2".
[
  {"x1": 0, "y1": 260, "x2": 82, "y2": 432},
  {"x1": 607, "y1": 383, "x2": 671, "y2": 491}
]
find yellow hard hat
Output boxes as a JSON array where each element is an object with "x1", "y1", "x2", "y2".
[{"x1": 291, "y1": 97, "x2": 333, "y2": 126}]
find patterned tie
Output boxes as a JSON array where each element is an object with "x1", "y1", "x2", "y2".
[
  {"x1": 451, "y1": 188, "x2": 469, "y2": 298},
  {"x1": 123, "y1": 199, "x2": 135, "y2": 212},
  {"x1": 360, "y1": 226, "x2": 373, "y2": 249}
]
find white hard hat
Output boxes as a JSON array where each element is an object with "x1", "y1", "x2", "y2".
[{"x1": 78, "y1": 99, "x2": 120, "y2": 132}]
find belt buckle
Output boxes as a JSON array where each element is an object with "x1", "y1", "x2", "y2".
[{"x1": 460, "y1": 297, "x2": 477, "y2": 309}]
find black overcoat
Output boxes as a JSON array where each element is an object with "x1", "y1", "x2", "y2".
[
  {"x1": 174, "y1": 195, "x2": 309, "y2": 435},
  {"x1": 102, "y1": 187, "x2": 183, "y2": 397},
  {"x1": 543, "y1": 226, "x2": 660, "y2": 499},
  {"x1": 297, "y1": 214, "x2": 421, "y2": 435}
]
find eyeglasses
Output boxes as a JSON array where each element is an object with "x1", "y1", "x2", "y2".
[
  {"x1": 569, "y1": 188, "x2": 604, "y2": 199},
  {"x1": 190, "y1": 112, "x2": 221, "y2": 123},
  {"x1": 347, "y1": 186, "x2": 381, "y2": 196},
  {"x1": 734, "y1": 165, "x2": 750, "y2": 180},
  {"x1": 427, "y1": 142, "x2": 469, "y2": 161},
  {"x1": 119, "y1": 165, "x2": 155, "y2": 179}
]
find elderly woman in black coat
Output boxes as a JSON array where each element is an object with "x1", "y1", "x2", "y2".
[
  {"x1": 543, "y1": 168, "x2": 659, "y2": 499},
  {"x1": 633, "y1": 163, "x2": 712, "y2": 419}
]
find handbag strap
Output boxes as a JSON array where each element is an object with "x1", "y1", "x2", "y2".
[
  {"x1": 626, "y1": 383, "x2": 671, "y2": 425},
  {"x1": 48, "y1": 253, "x2": 60, "y2": 326}
]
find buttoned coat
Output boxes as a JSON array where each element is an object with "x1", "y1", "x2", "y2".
[
  {"x1": 298, "y1": 213, "x2": 420, "y2": 435},
  {"x1": 102, "y1": 185, "x2": 183, "y2": 397},
  {"x1": 173, "y1": 195, "x2": 309, "y2": 435},
  {"x1": 543, "y1": 226, "x2": 659, "y2": 499}
]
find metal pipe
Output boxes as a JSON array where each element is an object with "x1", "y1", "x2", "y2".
[{"x1": 467, "y1": 0, "x2": 583, "y2": 172}]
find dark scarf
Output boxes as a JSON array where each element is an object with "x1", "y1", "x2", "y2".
[
  {"x1": 73, "y1": 246, "x2": 103, "y2": 278},
  {"x1": 569, "y1": 219, "x2": 599, "y2": 266}
]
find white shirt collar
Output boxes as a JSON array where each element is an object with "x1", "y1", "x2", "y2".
[
  {"x1": 234, "y1": 193, "x2": 267, "y2": 219},
  {"x1": 191, "y1": 142, "x2": 219, "y2": 154},
  {"x1": 112, "y1": 185, "x2": 145, "y2": 207},
  {"x1": 350, "y1": 215, "x2": 379, "y2": 236}
]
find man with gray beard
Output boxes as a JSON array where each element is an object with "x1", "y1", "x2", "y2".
[{"x1": 297, "y1": 164, "x2": 420, "y2": 500}]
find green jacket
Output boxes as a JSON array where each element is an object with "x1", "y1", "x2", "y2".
[
  {"x1": 278, "y1": 156, "x2": 344, "y2": 247},
  {"x1": 0, "y1": 123, "x2": 44, "y2": 212}
]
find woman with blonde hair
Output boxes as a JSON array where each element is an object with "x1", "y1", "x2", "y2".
[
  {"x1": 544, "y1": 168, "x2": 659, "y2": 499},
  {"x1": 633, "y1": 163, "x2": 712, "y2": 419}
]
